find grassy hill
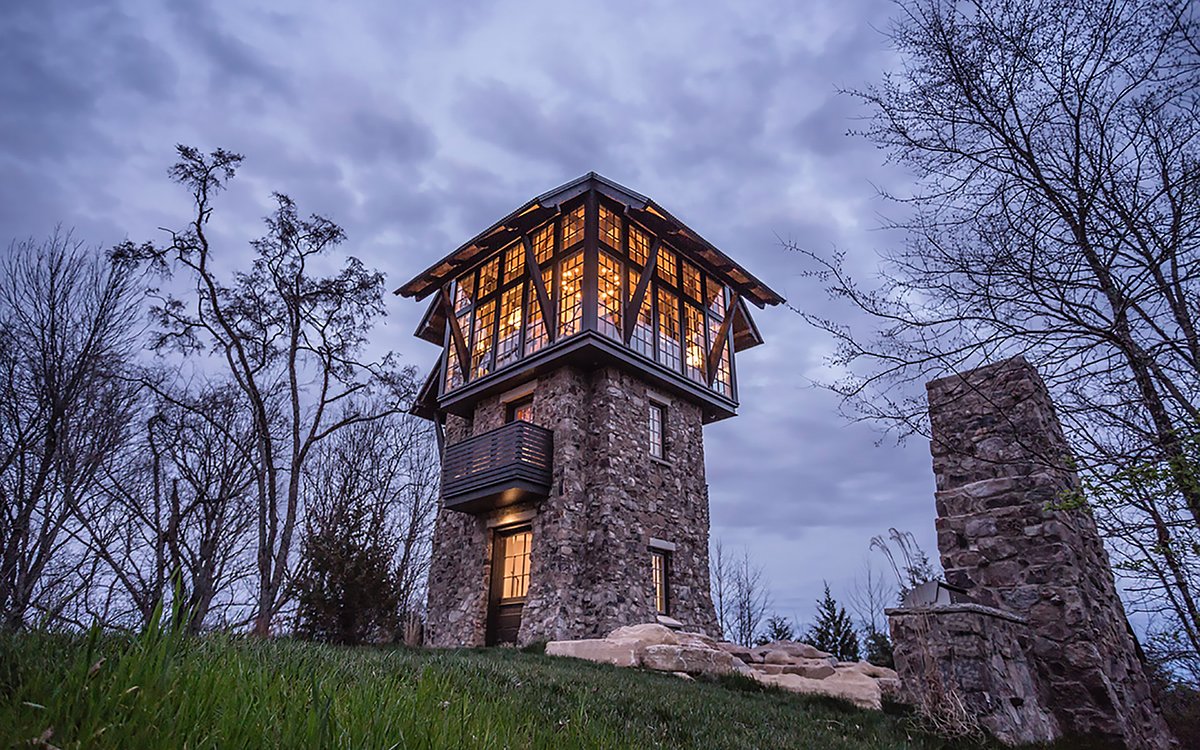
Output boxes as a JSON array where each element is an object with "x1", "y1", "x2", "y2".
[{"x1": 0, "y1": 629, "x2": 1020, "y2": 749}]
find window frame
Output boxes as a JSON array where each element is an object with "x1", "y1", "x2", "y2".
[
  {"x1": 648, "y1": 401, "x2": 667, "y2": 460},
  {"x1": 651, "y1": 549, "x2": 671, "y2": 615}
]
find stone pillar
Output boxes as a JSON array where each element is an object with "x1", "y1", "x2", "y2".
[
  {"x1": 925, "y1": 357, "x2": 1175, "y2": 749},
  {"x1": 887, "y1": 603, "x2": 1060, "y2": 745}
]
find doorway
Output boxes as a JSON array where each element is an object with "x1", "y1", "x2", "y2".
[{"x1": 486, "y1": 525, "x2": 532, "y2": 645}]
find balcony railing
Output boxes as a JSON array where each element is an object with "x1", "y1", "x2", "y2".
[{"x1": 441, "y1": 421, "x2": 553, "y2": 514}]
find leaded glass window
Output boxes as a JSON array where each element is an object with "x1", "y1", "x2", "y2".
[
  {"x1": 599, "y1": 204, "x2": 621, "y2": 250},
  {"x1": 563, "y1": 205, "x2": 585, "y2": 248},
  {"x1": 656, "y1": 246, "x2": 677, "y2": 286},
  {"x1": 683, "y1": 262, "x2": 702, "y2": 301},
  {"x1": 558, "y1": 251, "x2": 584, "y2": 338},
  {"x1": 496, "y1": 285, "x2": 523, "y2": 368},
  {"x1": 709, "y1": 315, "x2": 732, "y2": 397},
  {"x1": 479, "y1": 257, "x2": 499, "y2": 298},
  {"x1": 706, "y1": 277, "x2": 726, "y2": 317},
  {"x1": 629, "y1": 268, "x2": 654, "y2": 358},
  {"x1": 471, "y1": 300, "x2": 496, "y2": 378},
  {"x1": 454, "y1": 272, "x2": 475, "y2": 313},
  {"x1": 598, "y1": 250, "x2": 622, "y2": 340},
  {"x1": 525, "y1": 277, "x2": 550, "y2": 356},
  {"x1": 684, "y1": 303, "x2": 707, "y2": 383},
  {"x1": 656, "y1": 288, "x2": 681, "y2": 371},
  {"x1": 629, "y1": 225, "x2": 650, "y2": 266},
  {"x1": 503, "y1": 242, "x2": 524, "y2": 284},
  {"x1": 534, "y1": 223, "x2": 555, "y2": 265}
]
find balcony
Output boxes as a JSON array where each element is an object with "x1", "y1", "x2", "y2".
[{"x1": 441, "y1": 421, "x2": 554, "y2": 514}]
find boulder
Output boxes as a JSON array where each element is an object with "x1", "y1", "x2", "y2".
[
  {"x1": 841, "y1": 661, "x2": 899, "y2": 680},
  {"x1": 607, "y1": 623, "x2": 680, "y2": 646},
  {"x1": 782, "y1": 659, "x2": 837, "y2": 679},
  {"x1": 641, "y1": 644, "x2": 736, "y2": 676},
  {"x1": 714, "y1": 641, "x2": 753, "y2": 661},
  {"x1": 546, "y1": 638, "x2": 640, "y2": 667},
  {"x1": 755, "y1": 669, "x2": 882, "y2": 710},
  {"x1": 763, "y1": 650, "x2": 794, "y2": 665},
  {"x1": 758, "y1": 641, "x2": 833, "y2": 660}
]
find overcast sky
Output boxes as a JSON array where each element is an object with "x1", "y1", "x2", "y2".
[{"x1": 0, "y1": 0, "x2": 941, "y2": 630}]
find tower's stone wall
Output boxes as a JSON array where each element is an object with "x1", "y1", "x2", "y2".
[
  {"x1": 923, "y1": 357, "x2": 1174, "y2": 749},
  {"x1": 424, "y1": 364, "x2": 719, "y2": 648}
]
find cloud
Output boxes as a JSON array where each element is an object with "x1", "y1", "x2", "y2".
[{"x1": 0, "y1": 0, "x2": 943, "y2": 629}]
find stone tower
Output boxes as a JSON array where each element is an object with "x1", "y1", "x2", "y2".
[
  {"x1": 395, "y1": 174, "x2": 782, "y2": 647},
  {"x1": 925, "y1": 357, "x2": 1175, "y2": 749}
]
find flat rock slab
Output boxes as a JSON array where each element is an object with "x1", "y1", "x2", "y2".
[
  {"x1": 642, "y1": 644, "x2": 736, "y2": 676},
  {"x1": 545, "y1": 639, "x2": 640, "y2": 668}
]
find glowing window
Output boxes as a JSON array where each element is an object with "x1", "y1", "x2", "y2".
[
  {"x1": 453, "y1": 273, "x2": 475, "y2": 313},
  {"x1": 495, "y1": 285, "x2": 524, "y2": 368},
  {"x1": 500, "y1": 529, "x2": 532, "y2": 601},
  {"x1": 709, "y1": 316, "x2": 732, "y2": 397},
  {"x1": 599, "y1": 204, "x2": 621, "y2": 250},
  {"x1": 558, "y1": 251, "x2": 584, "y2": 338},
  {"x1": 628, "y1": 269, "x2": 653, "y2": 358},
  {"x1": 648, "y1": 402, "x2": 666, "y2": 459},
  {"x1": 656, "y1": 246, "x2": 677, "y2": 286},
  {"x1": 533, "y1": 223, "x2": 555, "y2": 265},
  {"x1": 684, "y1": 303, "x2": 707, "y2": 383},
  {"x1": 562, "y1": 205, "x2": 585, "y2": 248},
  {"x1": 598, "y1": 250, "x2": 622, "y2": 340},
  {"x1": 478, "y1": 257, "x2": 499, "y2": 299},
  {"x1": 445, "y1": 313, "x2": 469, "y2": 391},
  {"x1": 525, "y1": 268, "x2": 553, "y2": 356},
  {"x1": 471, "y1": 299, "x2": 496, "y2": 378},
  {"x1": 706, "y1": 278, "x2": 726, "y2": 318},
  {"x1": 504, "y1": 243, "x2": 524, "y2": 284},
  {"x1": 656, "y1": 288, "x2": 681, "y2": 371},
  {"x1": 629, "y1": 225, "x2": 650, "y2": 267},
  {"x1": 683, "y1": 262, "x2": 702, "y2": 301},
  {"x1": 651, "y1": 549, "x2": 670, "y2": 614}
]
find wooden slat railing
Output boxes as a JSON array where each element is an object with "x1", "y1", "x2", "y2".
[{"x1": 442, "y1": 421, "x2": 553, "y2": 509}]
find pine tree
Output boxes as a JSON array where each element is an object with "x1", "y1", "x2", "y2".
[
  {"x1": 755, "y1": 614, "x2": 796, "y2": 645},
  {"x1": 804, "y1": 583, "x2": 861, "y2": 662}
]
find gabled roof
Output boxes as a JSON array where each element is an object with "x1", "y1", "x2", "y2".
[{"x1": 393, "y1": 172, "x2": 785, "y2": 309}]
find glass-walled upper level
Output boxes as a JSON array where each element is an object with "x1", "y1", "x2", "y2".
[{"x1": 441, "y1": 197, "x2": 736, "y2": 401}]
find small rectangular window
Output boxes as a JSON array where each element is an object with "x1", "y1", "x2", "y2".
[
  {"x1": 651, "y1": 549, "x2": 670, "y2": 615},
  {"x1": 683, "y1": 262, "x2": 702, "y2": 301},
  {"x1": 648, "y1": 402, "x2": 666, "y2": 459},
  {"x1": 503, "y1": 242, "x2": 524, "y2": 283},
  {"x1": 629, "y1": 225, "x2": 650, "y2": 267},
  {"x1": 478, "y1": 257, "x2": 499, "y2": 298},
  {"x1": 506, "y1": 396, "x2": 533, "y2": 423},
  {"x1": 656, "y1": 247, "x2": 677, "y2": 286}
]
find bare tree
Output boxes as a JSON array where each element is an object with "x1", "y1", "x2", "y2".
[
  {"x1": 0, "y1": 231, "x2": 142, "y2": 629},
  {"x1": 116, "y1": 146, "x2": 414, "y2": 636},
  {"x1": 81, "y1": 382, "x2": 257, "y2": 632},
  {"x1": 711, "y1": 540, "x2": 772, "y2": 647},
  {"x1": 791, "y1": 0, "x2": 1200, "y2": 676},
  {"x1": 870, "y1": 528, "x2": 938, "y2": 602},
  {"x1": 849, "y1": 558, "x2": 897, "y2": 636}
]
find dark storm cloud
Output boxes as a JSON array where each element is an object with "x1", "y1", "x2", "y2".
[{"x1": 0, "y1": 0, "x2": 941, "y2": 625}]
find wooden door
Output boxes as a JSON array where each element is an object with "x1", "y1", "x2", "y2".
[{"x1": 486, "y1": 526, "x2": 532, "y2": 645}]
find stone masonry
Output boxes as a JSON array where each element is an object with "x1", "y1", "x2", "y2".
[
  {"x1": 425, "y1": 364, "x2": 719, "y2": 647},
  {"x1": 888, "y1": 603, "x2": 1061, "y2": 745},
  {"x1": 922, "y1": 357, "x2": 1174, "y2": 749}
]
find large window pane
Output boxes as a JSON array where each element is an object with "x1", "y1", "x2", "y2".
[
  {"x1": 503, "y1": 242, "x2": 524, "y2": 284},
  {"x1": 525, "y1": 268, "x2": 553, "y2": 356},
  {"x1": 496, "y1": 284, "x2": 524, "y2": 368},
  {"x1": 471, "y1": 299, "x2": 496, "y2": 378},
  {"x1": 479, "y1": 257, "x2": 499, "y2": 298},
  {"x1": 599, "y1": 204, "x2": 621, "y2": 250},
  {"x1": 558, "y1": 251, "x2": 584, "y2": 338},
  {"x1": 453, "y1": 273, "x2": 475, "y2": 313},
  {"x1": 684, "y1": 303, "x2": 707, "y2": 383},
  {"x1": 629, "y1": 269, "x2": 653, "y2": 358},
  {"x1": 657, "y1": 246, "x2": 678, "y2": 286},
  {"x1": 706, "y1": 277, "x2": 727, "y2": 318},
  {"x1": 629, "y1": 225, "x2": 650, "y2": 267},
  {"x1": 446, "y1": 312, "x2": 469, "y2": 391},
  {"x1": 709, "y1": 315, "x2": 732, "y2": 397},
  {"x1": 534, "y1": 223, "x2": 555, "y2": 265},
  {"x1": 563, "y1": 205, "x2": 585, "y2": 248},
  {"x1": 683, "y1": 262, "x2": 702, "y2": 301},
  {"x1": 598, "y1": 250, "x2": 622, "y2": 340},
  {"x1": 656, "y1": 288, "x2": 681, "y2": 371}
]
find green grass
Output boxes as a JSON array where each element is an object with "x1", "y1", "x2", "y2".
[{"x1": 0, "y1": 627, "x2": 1011, "y2": 750}]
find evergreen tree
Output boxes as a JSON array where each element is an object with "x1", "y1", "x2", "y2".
[
  {"x1": 755, "y1": 614, "x2": 796, "y2": 645},
  {"x1": 804, "y1": 583, "x2": 860, "y2": 661},
  {"x1": 863, "y1": 629, "x2": 894, "y2": 668}
]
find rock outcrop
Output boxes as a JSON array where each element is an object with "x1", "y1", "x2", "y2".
[{"x1": 547, "y1": 624, "x2": 897, "y2": 710}]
